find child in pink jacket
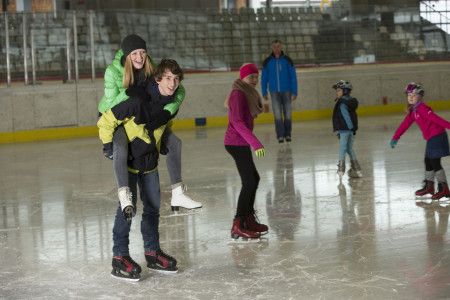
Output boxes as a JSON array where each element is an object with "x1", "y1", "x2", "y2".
[
  {"x1": 224, "y1": 63, "x2": 268, "y2": 241},
  {"x1": 391, "y1": 82, "x2": 450, "y2": 200}
]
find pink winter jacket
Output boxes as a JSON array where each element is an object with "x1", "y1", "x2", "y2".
[
  {"x1": 392, "y1": 102, "x2": 450, "y2": 141},
  {"x1": 224, "y1": 89, "x2": 263, "y2": 150}
]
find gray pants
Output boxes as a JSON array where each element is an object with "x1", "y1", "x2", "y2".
[{"x1": 113, "y1": 126, "x2": 182, "y2": 188}]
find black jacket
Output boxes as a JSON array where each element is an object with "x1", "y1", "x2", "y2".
[{"x1": 332, "y1": 96, "x2": 359, "y2": 132}]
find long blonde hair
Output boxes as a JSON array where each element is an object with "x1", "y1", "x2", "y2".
[{"x1": 122, "y1": 55, "x2": 153, "y2": 88}]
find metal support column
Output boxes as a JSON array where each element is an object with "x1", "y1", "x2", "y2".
[
  {"x1": 89, "y1": 10, "x2": 95, "y2": 81},
  {"x1": 66, "y1": 28, "x2": 72, "y2": 82},
  {"x1": 73, "y1": 11, "x2": 79, "y2": 82},
  {"x1": 5, "y1": 12, "x2": 10, "y2": 86},
  {"x1": 31, "y1": 29, "x2": 36, "y2": 84},
  {"x1": 22, "y1": 13, "x2": 29, "y2": 85}
]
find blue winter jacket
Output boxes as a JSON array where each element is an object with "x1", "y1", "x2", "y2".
[{"x1": 261, "y1": 52, "x2": 298, "y2": 97}]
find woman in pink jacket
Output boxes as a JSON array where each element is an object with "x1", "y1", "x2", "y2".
[
  {"x1": 390, "y1": 83, "x2": 450, "y2": 200},
  {"x1": 224, "y1": 63, "x2": 268, "y2": 241}
]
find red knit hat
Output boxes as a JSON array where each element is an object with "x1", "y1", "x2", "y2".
[{"x1": 239, "y1": 63, "x2": 259, "y2": 80}]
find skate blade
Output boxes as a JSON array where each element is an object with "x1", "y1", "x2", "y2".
[
  {"x1": 147, "y1": 266, "x2": 178, "y2": 274},
  {"x1": 110, "y1": 270, "x2": 141, "y2": 282},
  {"x1": 228, "y1": 237, "x2": 261, "y2": 244},
  {"x1": 162, "y1": 208, "x2": 203, "y2": 218},
  {"x1": 415, "y1": 195, "x2": 434, "y2": 202},
  {"x1": 437, "y1": 198, "x2": 450, "y2": 207}
]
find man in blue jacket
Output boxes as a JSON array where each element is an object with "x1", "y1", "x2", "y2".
[{"x1": 261, "y1": 39, "x2": 298, "y2": 143}]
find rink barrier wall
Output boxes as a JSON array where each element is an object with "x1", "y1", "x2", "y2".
[
  {"x1": 1, "y1": 100, "x2": 450, "y2": 144},
  {"x1": 1, "y1": 61, "x2": 450, "y2": 144}
]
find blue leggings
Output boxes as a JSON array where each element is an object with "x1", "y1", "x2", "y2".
[{"x1": 339, "y1": 130, "x2": 357, "y2": 161}]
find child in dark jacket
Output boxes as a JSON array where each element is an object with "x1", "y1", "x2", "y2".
[
  {"x1": 390, "y1": 82, "x2": 450, "y2": 200},
  {"x1": 332, "y1": 80, "x2": 362, "y2": 179},
  {"x1": 224, "y1": 63, "x2": 268, "y2": 241}
]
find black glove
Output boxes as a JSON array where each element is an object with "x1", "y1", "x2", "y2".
[
  {"x1": 146, "y1": 110, "x2": 172, "y2": 131},
  {"x1": 126, "y1": 85, "x2": 148, "y2": 101},
  {"x1": 103, "y1": 142, "x2": 113, "y2": 160},
  {"x1": 352, "y1": 129, "x2": 356, "y2": 136}
]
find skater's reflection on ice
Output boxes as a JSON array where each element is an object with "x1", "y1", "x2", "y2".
[
  {"x1": 266, "y1": 145, "x2": 302, "y2": 241},
  {"x1": 414, "y1": 202, "x2": 450, "y2": 299},
  {"x1": 229, "y1": 241, "x2": 268, "y2": 270},
  {"x1": 337, "y1": 180, "x2": 376, "y2": 274}
]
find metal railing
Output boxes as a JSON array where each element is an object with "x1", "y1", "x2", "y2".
[{"x1": 0, "y1": 6, "x2": 449, "y2": 86}]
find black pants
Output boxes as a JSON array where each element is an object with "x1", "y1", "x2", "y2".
[
  {"x1": 225, "y1": 145, "x2": 260, "y2": 218},
  {"x1": 425, "y1": 157, "x2": 443, "y2": 172}
]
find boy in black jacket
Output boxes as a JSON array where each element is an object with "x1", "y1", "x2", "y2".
[{"x1": 332, "y1": 80, "x2": 362, "y2": 179}]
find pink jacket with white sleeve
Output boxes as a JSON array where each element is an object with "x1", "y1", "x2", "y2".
[{"x1": 392, "y1": 102, "x2": 450, "y2": 141}]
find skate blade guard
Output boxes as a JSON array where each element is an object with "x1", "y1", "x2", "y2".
[{"x1": 110, "y1": 268, "x2": 141, "y2": 282}]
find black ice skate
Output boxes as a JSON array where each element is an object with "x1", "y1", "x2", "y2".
[
  {"x1": 111, "y1": 256, "x2": 142, "y2": 282},
  {"x1": 145, "y1": 249, "x2": 178, "y2": 274}
]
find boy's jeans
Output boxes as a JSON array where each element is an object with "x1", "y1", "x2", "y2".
[
  {"x1": 339, "y1": 130, "x2": 357, "y2": 161},
  {"x1": 270, "y1": 92, "x2": 292, "y2": 140},
  {"x1": 112, "y1": 170, "x2": 161, "y2": 256}
]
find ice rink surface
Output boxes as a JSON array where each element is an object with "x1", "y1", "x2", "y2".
[{"x1": 1, "y1": 113, "x2": 450, "y2": 299}]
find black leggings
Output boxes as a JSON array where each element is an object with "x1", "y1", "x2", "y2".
[
  {"x1": 225, "y1": 145, "x2": 260, "y2": 218},
  {"x1": 425, "y1": 157, "x2": 443, "y2": 172}
]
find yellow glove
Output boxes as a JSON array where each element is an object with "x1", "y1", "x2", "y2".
[{"x1": 255, "y1": 148, "x2": 265, "y2": 158}]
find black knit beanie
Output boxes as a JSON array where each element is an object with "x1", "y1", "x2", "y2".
[{"x1": 121, "y1": 34, "x2": 147, "y2": 59}]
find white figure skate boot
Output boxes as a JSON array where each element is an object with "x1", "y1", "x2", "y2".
[
  {"x1": 171, "y1": 184, "x2": 202, "y2": 211},
  {"x1": 118, "y1": 186, "x2": 135, "y2": 224}
]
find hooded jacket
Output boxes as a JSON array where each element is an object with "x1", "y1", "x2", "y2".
[
  {"x1": 261, "y1": 52, "x2": 298, "y2": 97},
  {"x1": 332, "y1": 95, "x2": 359, "y2": 132},
  {"x1": 97, "y1": 49, "x2": 185, "y2": 115}
]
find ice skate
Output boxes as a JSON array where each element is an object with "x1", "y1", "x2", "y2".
[
  {"x1": 415, "y1": 180, "x2": 435, "y2": 197},
  {"x1": 118, "y1": 187, "x2": 135, "y2": 224},
  {"x1": 431, "y1": 182, "x2": 450, "y2": 200},
  {"x1": 111, "y1": 256, "x2": 142, "y2": 282},
  {"x1": 170, "y1": 184, "x2": 202, "y2": 212},
  {"x1": 348, "y1": 160, "x2": 362, "y2": 178},
  {"x1": 337, "y1": 160, "x2": 345, "y2": 179},
  {"x1": 229, "y1": 217, "x2": 261, "y2": 243},
  {"x1": 245, "y1": 212, "x2": 268, "y2": 235},
  {"x1": 145, "y1": 249, "x2": 178, "y2": 274}
]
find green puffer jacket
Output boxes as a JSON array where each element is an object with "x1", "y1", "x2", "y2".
[{"x1": 97, "y1": 49, "x2": 185, "y2": 114}]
